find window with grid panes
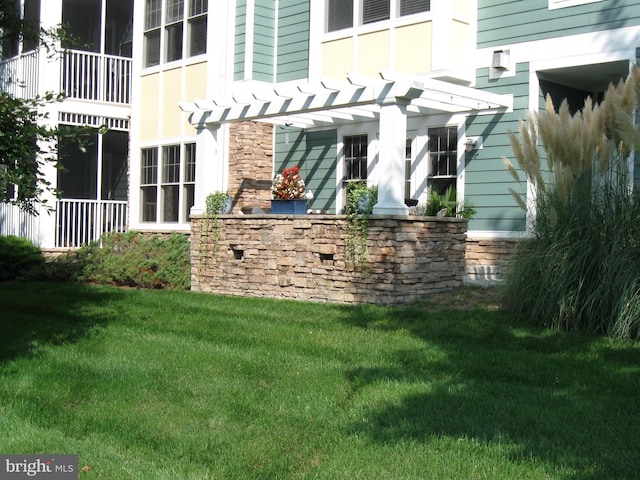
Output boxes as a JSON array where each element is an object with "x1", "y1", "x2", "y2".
[
  {"x1": 188, "y1": 0, "x2": 208, "y2": 56},
  {"x1": 140, "y1": 148, "x2": 158, "y2": 222},
  {"x1": 427, "y1": 127, "x2": 457, "y2": 195},
  {"x1": 162, "y1": 145, "x2": 180, "y2": 222},
  {"x1": 143, "y1": 0, "x2": 207, "y2": 67},
  {"x1": 144, "y1": 0, "x2": 162, "y2": 67},
  {"x1": 405, "y1": 138, "x2": 412, "y2": 200},
  {"x1": 183, "y1": 143, "x2": 196, "y2": 221},
  {"x1": 325, "y1": 0, "x2": 429, "y2": 32},
  {"x1": 344, "y1": 135, "x2": 368, "y2": 181}
]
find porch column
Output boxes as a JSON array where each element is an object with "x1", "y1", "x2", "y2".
[
  {"x1": 191, "y1": 123, "x2": 228, "y2": 215},
  {"x1": 373, "y1": 101, "x2": 410, "y2": 216}
]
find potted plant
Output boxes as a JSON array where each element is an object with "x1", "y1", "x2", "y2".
[{"x1": 271, "y1": 165, "x2": 308, "y2": 214}]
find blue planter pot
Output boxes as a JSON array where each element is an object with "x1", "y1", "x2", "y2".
[{"x1": 271, "y1": 199, "x2": 307, "y2": 215}]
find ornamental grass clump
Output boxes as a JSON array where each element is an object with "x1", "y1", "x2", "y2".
[
  {"x1": 501, "y1": 66, "x2": 640, "y2": 339},
  {"x1": 271, "y1": 165, "x2": 306, "y2": 200}
]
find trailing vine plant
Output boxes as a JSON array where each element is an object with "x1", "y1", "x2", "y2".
[
  {"x1": 344, "y1": 182, "x2": 377, "y2": 273},
  {"x1": 200, "y1": 191, "x2": 231, "y2": 265}
]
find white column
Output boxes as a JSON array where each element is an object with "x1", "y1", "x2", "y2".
[
  {"x1": 191, "y1": 122, "x2": 228, "y2": 215},
  {"x1": 373, "y1": 101, "x2": 409, "y2": 216}
]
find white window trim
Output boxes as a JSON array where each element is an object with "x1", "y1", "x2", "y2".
[{"x1": 548, "y1": 0, "x2": 604, "y2": 10}]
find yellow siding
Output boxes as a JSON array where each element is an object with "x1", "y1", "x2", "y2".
[
  {"x1": 454, "y1": 0, "x2": 470, "y2": 16},
  {"x1": 357, "y1": 30, "x2": 389, "y2": 77},
  {"x1": 140, "y1": 73, "x2": 160, "y2": 141},
  {"x1": 451, "y1": 20, "x2": 469, "y2": 72},
  {"x1": 161, "y1": 67, "x2": 183, "y2": 138},
  {"x1": 395, "y1": 21, "x2": 432, "y2": 74},
  {"x1": 321, "y1": 37, "x2": 353, "y2": 80},
  {"x1": 185, "y1": 62, "x2": 207, "y2": 101}
]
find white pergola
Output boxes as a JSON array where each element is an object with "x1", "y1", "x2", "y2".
[{"x1": 181, "y1": 72, "x2": 513, "y2": 215}]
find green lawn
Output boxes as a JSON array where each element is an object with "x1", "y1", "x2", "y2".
[{"x1": 1, "y1": 283, "x2": 639, "y2": 479}]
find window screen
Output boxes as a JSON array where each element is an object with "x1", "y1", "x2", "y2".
[
  {"x1": 362, "y1": 0, "x2": 390, "y2": 24},
  {"x1": 327, "y1": 0, "x2": 353, "y2": 32},
  {"x1": 400, "y1": 0, "x2": 430, "y2": 16}
]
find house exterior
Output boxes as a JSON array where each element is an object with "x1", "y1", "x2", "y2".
[
  {"x1": 2, "y1": 0, "x2": 640, "y2": 285},
  {"x1": 0, "y1": 0, "x2": 132, "y2": 248}
]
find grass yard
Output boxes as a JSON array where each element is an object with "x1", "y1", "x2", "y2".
[{"x1": 1, "y1": 282, "x2": 639, "y2": 479}]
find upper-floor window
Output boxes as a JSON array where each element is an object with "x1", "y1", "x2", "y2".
[
  {"x1": 327, "y1": 0, "x2": 430, "y2": 33},
  {"x1": 144, "y1": 0, "x2": 207, "y2": 68}
]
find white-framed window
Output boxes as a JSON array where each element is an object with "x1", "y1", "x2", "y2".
[
  {"x1": 326, "y1": 0, "x2": 430, "y2": 33},
  {"x1": 548, "y1": 0, "x2": 604, "y2": 9},
  {"x1": 343, "y1": 134, "x2": 368, "y2": 181},
  {"x1": 427, "y1": 126, "x2": 457, "y2": 195},
  {"x1": 143, "y1": 0, "x2": 207, "y2": 67},
  {"x1": 140, "y1": 143, "x2": 196, "y2": 223}
]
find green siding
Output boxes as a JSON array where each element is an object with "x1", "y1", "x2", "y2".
[
  {"x1": 277, "y1": 0, "x2": 310, "y2": 82},
  {"x1": 478, "y1": 0, "x2": 640, "y2": 48},
  {"x1": 253, "y1": 0, "x2": 276, "y2": 81},
  {"x1": 234, "y1": 0, "x2": 247, "y2": 81},
  {"x1": 275, "y1": 127, "x2": 338, "y2": 213},
  {"x1": 465, "y1": 62, "x2": 531, "y2": 232}
]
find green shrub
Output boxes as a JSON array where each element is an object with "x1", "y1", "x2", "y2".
[
  {"x1": 78, "y1": 231, "x2": 190, "y2": 289},
  {"x1": 424, "y1": 187, "x2": 476, "y2": 219},
  {"x1": 0, "y1": 235, "x2": 45, "y2": 281},
  {"x1": 501, "y1": 67, "x2": 640, "y2": 339}
]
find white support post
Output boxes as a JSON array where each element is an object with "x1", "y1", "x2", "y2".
[
  {"x1": 191, "y1": 123, "x2": 228, "y2": 216},
  {"x1": 373, "y1": 101, "x2": 410, "y2": 216}
]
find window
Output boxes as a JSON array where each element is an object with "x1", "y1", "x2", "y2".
[
  {"x1": 428, "y1": 127, "x2": 457, "y2": 195},
  {"x1": 363, "y1": 0, "x2": 389, "y2": 24},
  {"x1": 400, "y1": 0, "x2": 430, "y2": 16},
  {"x1": 405, "y1": 138, "x2": 412, "y2": 200},
  {"x1": 344, "y1": 135, "x2": 368, "y2": 181},
  {"x1": 325, "y1": 0, "x2": 429, "y2": 32},
  {"x1": 143, "y1": 0, "x2": 207, "y2": 67},
  {"x1": 183, "y1": 143, "x2": 196, "y2": 221},
  {"x1": 188, "y1": 0, "x2": 208, "y2": 56},
  {"x1": 327, "y1": 0, "x2": 354, "y2": 32},
  {"x1": 140, "y1": 147, "x2": 158, "y2": 222},
  {"x1": 140, "y1": 143, "x2": 195, "y2": 223}
]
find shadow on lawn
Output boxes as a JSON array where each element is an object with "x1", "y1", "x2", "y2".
[
  {"x1": 0, "y1": 281, "x2": 126, "y2": 362},
  {"x1": 340, "y1": 301, "x2": 640, "y2": 480}
]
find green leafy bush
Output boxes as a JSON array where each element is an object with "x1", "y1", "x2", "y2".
[
  {"x1": 0, "y1": 235, "x2": 45, "y2": 281},
  {"x1": 501, "y1": 67, "x2": 640, "y2": 339},
  {"x1": 79, "y1": 231, "x2": 190, "y2": 289},
  {"x1": 424, "y1": 187, "x2": 476, "y2": 219}
]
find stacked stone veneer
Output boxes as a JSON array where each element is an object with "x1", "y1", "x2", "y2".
[
  {"x1": 191, "y1": 214, "x2": 468, "y2": 304},
  {"x1": 227, "y1": 122, "x2": 274, "y2": 212},
  {"x1": 465, "y1": 237, "x2": 519, "y2": 285}
]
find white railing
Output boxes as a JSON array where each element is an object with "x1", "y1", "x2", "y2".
[
  {"x1": 61, "y1": 50, "x2": 131, "y2": 104},
  {"x1": 0, "y1": 51, "x2": 39, "y2": 99},
  {"x1": 56, "y1": 199, "x2": 128, "y2": 248},
  {"x1": 0, "y1": 202, "x2": 41, "y2": 245}
]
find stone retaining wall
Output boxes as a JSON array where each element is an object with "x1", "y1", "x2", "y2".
[
  {"x1": 465, "y1": 236, "x2": 519, "y2": 285},
  {"x1": 191, "y1": 214, "x2": 467, "y2": 304}
]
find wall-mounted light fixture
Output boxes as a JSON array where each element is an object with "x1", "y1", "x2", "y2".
[{"x1": 464, "y1": 136, "x2": 483, "y2": 152}]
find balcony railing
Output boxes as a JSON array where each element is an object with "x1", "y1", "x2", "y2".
[
  {"x1": 0, "y1": 201, "x2": 41, "y2": 245},
  {"x1": 0, "y1": 50, "x2": 39, "y2": 99},
  {"x1": 61, "y1": 50, "x2": 131, "y2": 104},
  {"x1": 56, "y1": 199, "x2": 128, "y2": 248}
]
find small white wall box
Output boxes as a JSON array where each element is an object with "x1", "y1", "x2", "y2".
[{"x1": 492, "y1": 50, "x2": 509, "y2": 70}]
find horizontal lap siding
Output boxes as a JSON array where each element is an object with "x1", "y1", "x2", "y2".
[
  {"x1": 478, "y1": 0, "x2": 640, "y2": 48},
  {"x1": 234, "y1": 0, "x2": 247, "y2": 80},
  {"x1": 253, "y1": 0, "x2": 276, "y2": 81},
  {"x1": 465, "y1": 63, "x2": 530, "y2": 232},
  {"x1": 277, "y1": 0, "x2": 310, "y2": 82},
  {"x1": 275, "y1": 128, "x2": 338, "y2": 213}
]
